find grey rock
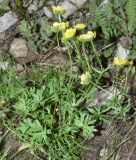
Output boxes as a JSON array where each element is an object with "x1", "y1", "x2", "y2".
[
  {"x1": 99, "y1": 0, "x2": 110, "y2": 14},
  {"x1": 93, "y1": 86, "x2": 115, "y2": 105},
  {"x1": 0, "y1": 61, "x2": 9, "y2": 70},
  {"x1": 0, "y1": 32, "x2": 5, "y2": 43},
  {"x1": 100, "y1": 148, "x2": 108, "y2": 160},
  {"x1": 116, "y1": 42, "x2": 129, "y2": 60},
  {"x1": 43, "y1": 7, "x2": 53, "y2": 19},
  {"x1": 47, "y1": 1, "x2": 55, "y2": 6},
  {"x1": 60, "y1": 0, "x2": 77, "y2": 19},
  {"x1": 23, "y1": 0, "x2": 44, "y2": 8},
  {"x1": 72, "y1": 65, "x2": 80, "y2": 73},
  {"x1": 36, "y1": 9, "x2": 45, "y2": 17},
  {"x1": 99, "y1": 0, "x2": 109, "y2": 8},
  {"x1": 120, "y1": 36, "x2": 132, "y2": 49},
  {"x1": 0, "y1": 0, "x2": 4, "y2": 3},
  {"x1": 0, "y1": 11, "x2": 18, "y2": 33},
  {"x1": 16, "y1": 64, "x2": 24, "y2": 72},
  {"x1": 23, "y1": 0, "x2": 32, "y2": 8},
  {"x1": 86, "y1": 86, "x2": 121, "y2": 107},
  {"x1": 55, "y1": 46, "x2": 67, "y2": 52},
  {"x1": 9, "y1": 38, "x2": 28, "y2": 59},
  {"x1": 38, "y1": 0, "x2": 45, "y2": 8},
  {"x1": 28, "y1": 0, "x2": 38, "y2": 14},
  {"x1": 12, "y1": 64, "x2": 26, "y2": 76},
  {"x1": 69, "y1": 0, "x2": 87, "y2": 8},
  {"x1": 15, "y1": 53, "x2": 39, "y2": 64}
]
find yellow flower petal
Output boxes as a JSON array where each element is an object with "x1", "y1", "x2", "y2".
[
  {"x1": 52, "y1": 6, "x2": 65, "y2": 15},
  {"x1": 0, "y1": 99, "x2": 6, "y2": 105},
  {"x1": 80, "y1": 71, "x2": 91, "y2": 85},
  {"x1": 87, "y1": 31, "x2": 96, "y2": 39},
  {"x1": 77, "y1": 31, "x2": 96, "y2": 42},
  {"x1": 113, "y1": 57, "x2": 133, "y2": 66},
  {"x1": 51, "y1": 22, "x2": 69, "y2": 33},
  {"x1": 63, "y1": 28, "x2": 76, "y2": 40},
  {"x1": 74, "y1": 23, "x2": 86, "y2": 30}
]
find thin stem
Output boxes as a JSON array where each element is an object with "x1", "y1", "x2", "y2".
[
  {"x1": 84, "y1": 71, "x2": 104, "y2": 98},
  {"x1": 67, "y1": 44, "x2": 73, "y2": 83},
  {"x1": 106, "y1": 136, "x2": 134, "y2": 160},
  {"x1": 56, "y1": 32, "x2": 63, "y2": 55},
  {"x1": 82, "y1": 42, "x2": 91, "y2": 72},
  {"x1": 72, "y1": 40, "x2": 83, "y2": 64},
  {"x1": 58, "y1": 14, "x2": 62, "y2": 23},
  {"x1": 124, "y1": 65, "x2": 133, "y2": 90},
  {"x1": 67, "y1": 41, "x2": 74, "y2": 49},
  {"x1": 72, "y1": 41, "x2": 81, "y2": 55},
  {"x1": 90, "y1": 80, "x2": 111, "y2": 95},
  {"x1": 91, "y1": 40, "x2": 103, "y2": 70},
  {"x1": 56, "y1": 32, "x2": 60, "y2": 48},
  {"x1": 115, "y1": 67, "x2": 119, "y2": 97}
]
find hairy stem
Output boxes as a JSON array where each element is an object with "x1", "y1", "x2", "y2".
[
  {"x1": 91, "y1": 40, "x2": 103, "y2": 70},
  {"x1": 82, "y1": 42, "x2": 91, "y2": 72},
  {"x1": 67, "y1": 45, "x2": 73, "y2": 83}
]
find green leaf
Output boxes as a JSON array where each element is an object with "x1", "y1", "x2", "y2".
[
  {"x1": 15, "y1": 0, "x2": 21, "y2": 7},
  {"x1": 19, "y1": 119, "x2": 48, "y2": 145},
  {"x1": 82, "y1": 126, "x2": 95, "y2": 137},
  {"x1": 0, "y1": 0, "x2": 10, "y2": 11},
  {"x1": 104, "y1": 50, "x2": 113, "y2": 58}
]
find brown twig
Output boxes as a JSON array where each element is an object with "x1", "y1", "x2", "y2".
[{"x1": 106, "y1": 136, "x2": 135, "y2": 160}]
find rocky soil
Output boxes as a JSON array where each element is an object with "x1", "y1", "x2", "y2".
[{"x1": 0, "y1": 0, "x2": 136, "y2": 160}]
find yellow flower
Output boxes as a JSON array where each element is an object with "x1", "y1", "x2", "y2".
[
  {"x1": 63, "y1": 28, "x2": 76, "y2": 40},
  {"x1": 52, "y1": 6, "x2": 65, "y2": 15},
  {"x1": 113, "y1": 57, "x2": 133, "y2": 66},
  {"x1": 87, "y1": 31, "x2": 96, "y2": 39},
  {"x1": 77, "y1": 31, "x2": 96, "y2": 42},
  {"x1": 51, "y1": 22, "x2": 69, "y2": 33},
  {"x1": 80, "y1": 71, "x2": 91, "y2": 85},
  {"x1": 0, "y1": 99, "x2": 6, "y2": 105},
  {"x1": 74, "y1": 23, "x2": 86, "y2": 30}
]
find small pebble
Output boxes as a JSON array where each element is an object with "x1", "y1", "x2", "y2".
[{"x1": 9, "y1": 38, "x2": 28, "y2": 59}]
